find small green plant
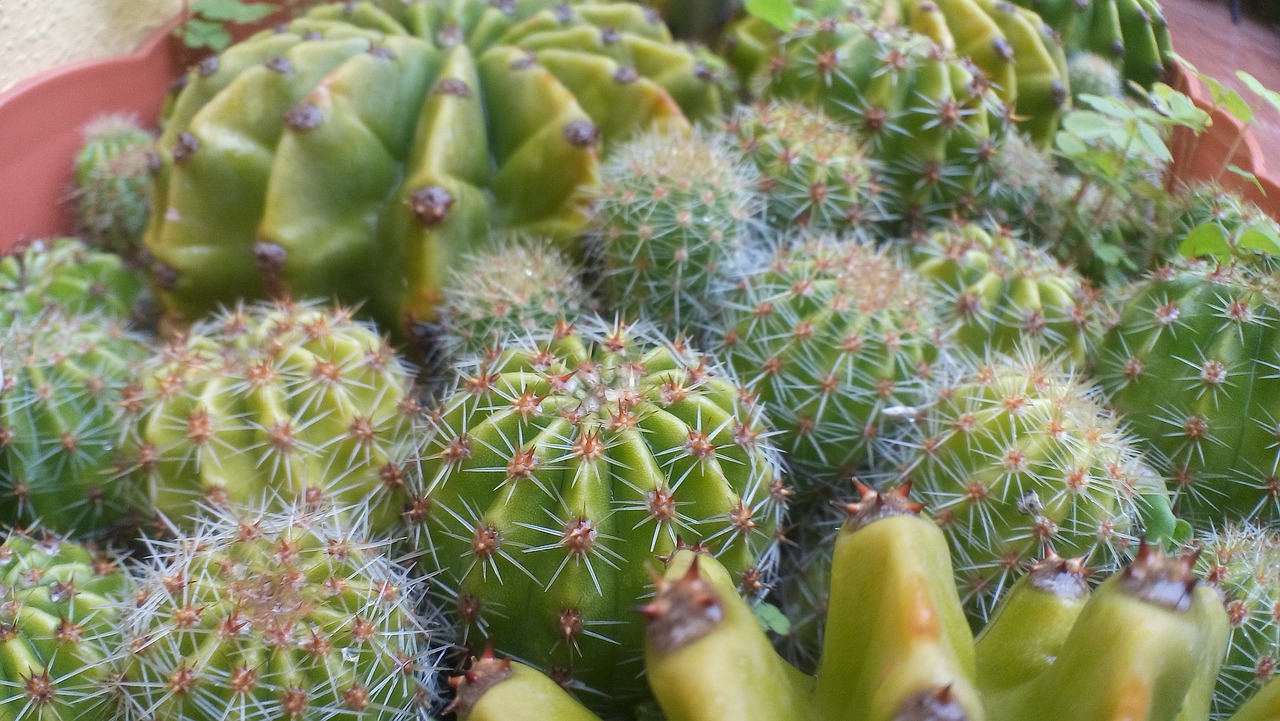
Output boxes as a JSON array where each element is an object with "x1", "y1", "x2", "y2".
[{"x1": 176, "y1": 0, "x2": 285, "y2": 51}]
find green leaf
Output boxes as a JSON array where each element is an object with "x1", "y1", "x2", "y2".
[
  {"x1": 1227, "y1": 164, "x2": 1265, "y2": 193},
  {"x1": 1061, "y1": 110, "x2": 1115, "y2": 139},
  {"x1": 1137, "y1": 123, "x2": 1172, "y2": 163},
  {"x1": 192, "y1": 0, "x2": 275, "y2": 23},
  {"x1": 754, "y1": 602, "x2": 792, "y2": 635},
  {"x1": 1238, "y1": 224, "x2": 1280, "y2": 255},
  {"x1": 1221, "y1": 89, "x2": 1255, "y2": 125},
  {"x1": 1089, "y1": 241, "x2": 1127, "y2": 266},
  {"x1": 1076, "y1": 94, "x2": 1136, "y2": 119},
  {"x1": 180, "y1": 18, "x2": 233, "y2": 50},
  {"x1": 744, "y1": 0, "x2": 798, "y2": 30},
  {"x1": 1238, "y1": 71, "x2": 1280, "y2": 115},
  {"x1": 1178, "y1": 222, "x2": 1231, "y2": 260}
]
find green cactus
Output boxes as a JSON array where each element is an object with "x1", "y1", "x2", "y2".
[
  {"x1": 892, "y1": 349, "x2": 1175, "y2": 619},
  {"x1": 724, "y1": 102, "x2": 885, "y2": 232},
  {"x1": 406, "y1": 317, "x2": 786, "y2": 710},
  {"x1": 73, "y1": 115, "x2": 156, "y2": 260},
  {"x1": 0, "y1": 312, "x2": 150, "y2": 538},
  {"x1": 119, "y1": 300, "x2": 422, "y2": 534},
  {"x1": 591, "y1": 128, "x2": 760, "y2": 335},
  {"x1": 1, "y1": 238, "x2": 146, "y2": 327},
  {"x1": 144, "y1": 0, "x2": 727, "y2": 340},
  {"x1": 0, "y1": 531, "x2": 131, "y2": 721},
  {"x1": 907, "y1": 222, "x2": 1108, "y2": 364},
  {"x1": 716, "y1": 235, "x2": 942, "y2": 486},
  {"x1": 120, "y1": 507, "x2": 439, "y2": 721},
  {"x1": 1067, "y1": 52, "x2": 1124, "y2": 100},
  {"x1": 449, "y1": 649, "x2": 602, "y2": 721},
  {"x1": 1095, "y1": 260, "x2": 1280, "y2": 526},
  {"x1": 440, "y1": 234, "x2": 592, "y2": 361},
  {"x1": 1007, "y1": 0, "x2": 1174, "y2": 89}
]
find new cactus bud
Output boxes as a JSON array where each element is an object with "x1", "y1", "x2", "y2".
[
  {"x1": 1067, "y1": 52, "x2": 1124, "y2": 100},
  {"x1": 1, "y1": 238, "x2": 146, "y2": 327},
  {"x1": 449, "y1": 646, "x2": 602, "y2": 721},
  {"x1": 73, "y1": 114, "x2": 155, "y2": 260},
  {"x1": 408, "y1": 317, "x2": 786, "y2": 711}
]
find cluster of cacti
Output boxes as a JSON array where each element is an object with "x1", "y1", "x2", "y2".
[
  {"x1": 118, "y1": 300, "x2": 422, "y2": 534},
  {"x1": 1, "y1": 237, "x2": 146, "y2": 326},
  {"x1": 761, "y1": 18, "x2": 1007, "y2": 228},
  {"x1": 143, "y1": 0, "x2": 728, "y2": 339},
  {"x1": 408, "y1": 317, "x2": 786, "y2": 710},
  {"x1": 1096, "y1": 261, "x2": 1280, "y2": 525},
  {"x1": 723, "y1": 102, "x2": 884, "y2": 232},
  {"x1": 591, "y1": 128, "x2": 759, "y2": 334},
  {"x1": 73, "y1": 114, "x2": 155, "y2": 260},
  {"x1": 1007, "y1": 0, "x2": 1174, "y2": 89},
  {"x1": 890, "y1": 350, "x2": 1176, "y2": 618}
]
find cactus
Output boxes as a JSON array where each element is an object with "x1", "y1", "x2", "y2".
[
  {"x1": 1006, "y1": 0, "x2": 1174, "y2": 89},
  {"x1": 1195, "y1": 524, "x2": 1280, "y2": 719},
  {"x1": 716, "y1": 235, "x2": 942, "y2": 486},
  {"x1": 439, "y1": 235, "x2": 591, "y2": 362},
  {"x1": 119, "y1": 507, "x2": 440, "y2": 721},
  {"x1": 407, "y1": 317, "x2": 786, "y2": 710},
  {"x1": 1095, "y1": 260, "x2": 1280, "y2": 525},
  {"x1": 448, "y1": 647, "x2": 602, "y2": 721},
  {"x1": 892, "y1": 350, "x2": 1175, "y2": 619},
  {"x1": 907, "y1": 222, "x2": 1108, "y2": 364},
  {"x1": 591, "y1": 128, "x2": 760, "y2": 335},
  {"x1": 119, "y1": 299, "x2": 422, "y2": 534},
  {"x1": 761, "y1": 18, "x2": 1007, "y2": 229},
  {"x1": 0, "y1": 312, "x2": 150, "y2": 538},
  {"x1": 1, "y1": 238, "x2": 146, "y2": 327},
  {"x1": 73, "y1": 115, "x2": 155, "y2": 260},
  {"x1": 1067, "y1": 52, "x2": 1124, "y2": 100},
  {"x1": 724, "y1": 102, "x2": 885, "y2": 233},
  {"x1": 144, "y1": 0, "x2": 727, "y2": 340},
  {"x1": 0, "y1": 531, "x2": 131, "y2": 721}
]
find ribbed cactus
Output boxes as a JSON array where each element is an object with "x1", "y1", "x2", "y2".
[
  {"x1": 1067, "y1": 52, "x2": 1124, "y2": 100},
  {"x1": 407, "y1": 317, "x2": 786, "y2": 710},
  {"x1": 73, "y1": 115, "x2": 155, "y2": 260},
  {"x1": 591, "y1": 128, "x2": 760, "y2": 335},
  {"x1": 716, "y1": 235, "x2": 942, "y2": 486},
  {"x1": 120, "y1": 507, "x2": 439, "y2": 721},
  {"x1": 0, "y1": 312, "x2": 149, "y2": 537},
  {"x1": 440, "y1": 235, "x2": 591, "y2": 361},
  {"x1": 724, "y1": 102, "x2": 884, "y2": 232},
  {"x1": 892, "y1": 350, "x2": 1174, "y2": 618},
  {"x1": 761, "y1": 17, "x2": 1007, "y2": 227},
  {"x1": 119, "y1": 300, "x2": 422, "y2": 534},
  {"x1": 1, "y1": 238, "x2": 146, "y2": 327},
  {"x1": 1095, "y1": 260, "x2": 1280, "y2": 525},
  {"x1": 908, "y1": 222, "x2": 1108, "y2": 364},
  {"x1": 144, "y1": 0, "x2": 726, "y2": 339},
  {"x1": 0, "y1": 532, "x2": 131, "y2": 721},
  {"x1": 1007, "y1": 0, "x2": 1174, "y2": 89}
]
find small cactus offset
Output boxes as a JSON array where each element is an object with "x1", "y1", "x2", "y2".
[
  {"x1": 908, "y1": 222, "x2": 1109, "y2": 365},
  {"x1": 119, "y1": 299, "x2": 423, "y2": 534},
  {"x1": 408, "y1": 317, "x2": 786, "y2": 710},
  {"x1": 439, "y1": 235, "x2": 592, "y2": 362},
  {"x1": 1, "y1": 238, "x2": 147, "y2": 327},
  {"x1": 724, "y1": 102, "x2": 884, "y2": 232},
  {"x1": 891, "y1": 349, "x2": 1175, "y2": 619},
  {"x1": 0, "y1": 311, "x2": 150, "y2": 537},
  {"x1": 73, "y1": 115, "x2": 156, "y2": 260},
  {"x1": 1095, "y1": 260, "x2": 1280, "y2": 525},
  {"x1": 716, "y1": 235, "x2": 942, "y2": 487},
  {"x1": 0, "y1": 531, "x2": 132, "y2": 721},
  {"x1": 1067, "y1": 52, "x2": 1125, "y2": 100},
  {"x1": 591, "y1": 128, "x2": 761, "y2": 335},
  {"x1": 120, "y1": 507, "x2": 441, "y2": 721}
]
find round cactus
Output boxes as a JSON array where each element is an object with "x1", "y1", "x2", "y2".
[
  {"x1": 1095, "y1": 260, "x2": 1280, "y2": 526},
  {"x1": 723, "y1": 102, "x2": 884, "y2": 233},
  {"x1": 891, "y1": 350, "x2": 1171, "y2": 619},
  {"x1": 716, "y1": 236, "x2": 942, "y2": 486},
  {"x1": 73, "y1": 114, "x2": 156, "y2": 260},
  {"x1": 0, "y1": 312, "x2": 150, "y2": 538},
  {"x1": 761, "y1": 18, "x2": 1007, "y2": 228},
  {"x1": 1, "y1": 238, "x2": 146, "y2": 327},
  {"x1": 908, "y1": 222, "x2": 1108, "y2": 365},
  {"x1": 144, "y1": 0, "x2": 727, "y2": 340},
  {"x1": 1067, "y1": 52, "x2": 1124, "y2": 100},
  {"x1": 1196, "y1": 523, "x2": 1280, "y2": 719},
  {"x1": 0, "y1": 531, "x2": 131, "y2": 721},
  {"x1": 1006, "y1": 0, "x2": 1174, "y2": 89},
  {"x1": 119, "y1": 300, "x2": 422, "y2": 534},
  {"x1": 407, "y1": 317, "x2": 786, "y2": 710},
  {"x1": 440, "y1": 235, "x2": 592, "y2": 362},
  {"x1": 120, "y1": 507, "x2": 440, "y2": 721},
  {"x1": 591, "y1": 128, "x2": 760, "y2": 335}
]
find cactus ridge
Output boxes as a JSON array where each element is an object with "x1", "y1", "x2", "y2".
[{"x1": 1, "y1": 238, "x2": 147, "y2": 328}]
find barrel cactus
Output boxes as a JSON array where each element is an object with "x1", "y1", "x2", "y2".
[
  {"x1": 1007, "y1": 0, "x2": 1174, "y2": 89},
  {"x1": 0, "y1": 312, "x2": 149, "y2": 538},
  {"x1": 144, "y1": 0, "x2": 726, "y2": 339},
  {"x1": 120, "y1": 507, "x2": 440, "y2": 721},
  {"x1": 407, "y1": 317, "x2": 786, "y2": 710},
  {"x1": 1, "y1": 238, "x2": 146, "y2": 327},
  {"x1": 73, "y1": 114, "x2": 155, "y2": 260},
  {"x1": 119, "y1": 300, "x2": 422, "y2": 534}
]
